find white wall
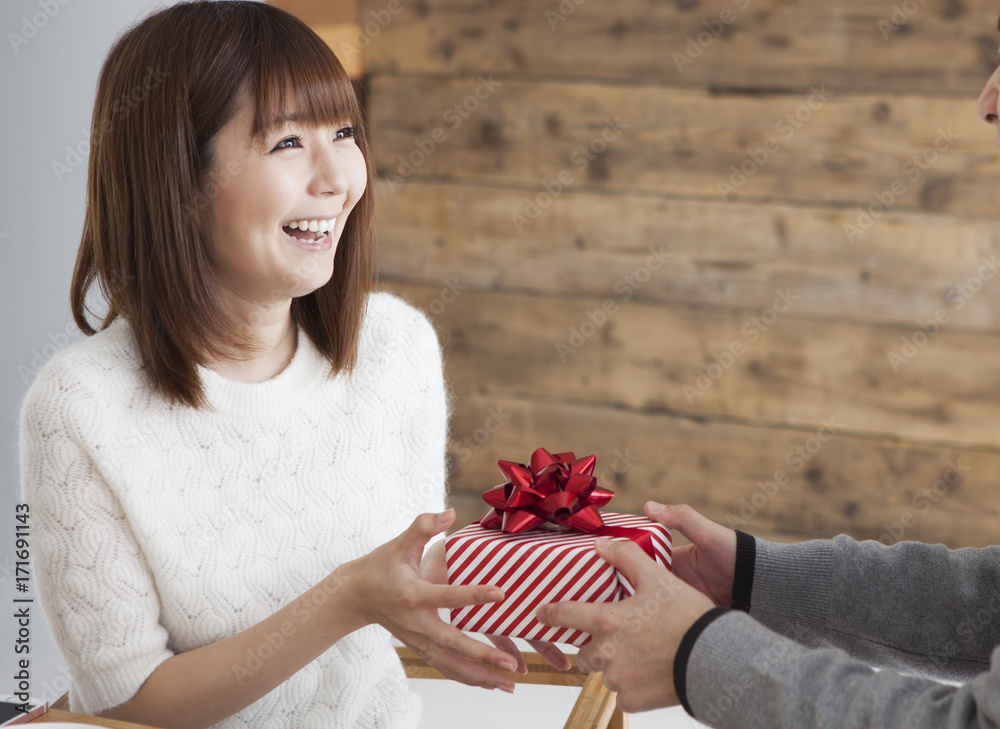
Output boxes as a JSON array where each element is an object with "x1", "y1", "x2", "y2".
[{"x1": 0, "y1": 1, "x2": 699, "y2": 725}]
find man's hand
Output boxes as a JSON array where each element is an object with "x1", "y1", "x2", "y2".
[
  {"x1": 536, "y1": 536, "x2": 715, "y2": 713},
  {"x1": 645, "y1": 502, "x2": 737, "y2": 607}
]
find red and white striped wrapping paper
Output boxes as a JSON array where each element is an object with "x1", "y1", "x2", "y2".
[{"x1": 446, "y1": 512, "x2": 672, "y2": 646}]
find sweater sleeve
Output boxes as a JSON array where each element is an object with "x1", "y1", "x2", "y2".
[
  {"x1": 684, "y1": 611, "x2": 1000, "y2": 729},
  {"x1": 747, "y1": 535, "x2": 1000, "y2": 680},
  {"x1": 19, "y1": 356, "x2": 173, "y2": 714}
]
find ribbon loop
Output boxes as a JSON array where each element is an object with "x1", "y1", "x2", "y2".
[
  {"x1": 479, "y1": 448, "x2": 612, "y2": 535},
  {"x1": 478, "y1": 448, "x2": 659, "y2": 560}
]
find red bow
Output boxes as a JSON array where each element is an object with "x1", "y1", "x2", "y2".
[{"x1": 479, "y1": 448, "x2": 615, "y2": 534}]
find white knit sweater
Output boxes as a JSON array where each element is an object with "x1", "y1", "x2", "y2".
[{"x1": 19, "y1": 292, "x2": 448, "y2": 728}]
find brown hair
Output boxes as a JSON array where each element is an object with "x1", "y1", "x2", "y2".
[{"x1": 70, "y1": 0, "x2": 375, "y2": 409}]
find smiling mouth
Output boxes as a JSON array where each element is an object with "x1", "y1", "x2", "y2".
[
  {"x1": 283, "y1": 226, "x2": 327, "y2": 243},
  {"x1": 282, "y1": 217, "x2": 338, "y2": 243}
]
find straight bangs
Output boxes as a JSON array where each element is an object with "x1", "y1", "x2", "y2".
[{"x1": 248, "y1": 16, "x2": 362, "y2": 144}]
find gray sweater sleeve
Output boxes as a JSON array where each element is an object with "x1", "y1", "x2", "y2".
[
  {"x1": 680, "y1": 535, "x2": 1000, "y2": 728},
  {"x1": 685, "y1": 611, "x2": 1000, "y2": 729},
  {"x1": 750, "y1": 536, "x2": 1000, "y2": 678}
]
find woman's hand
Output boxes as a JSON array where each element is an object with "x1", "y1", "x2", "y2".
[
  {"x1": 336, "y1": 510, "x2": 518, "y2": 692},
  {"x1": 644, "y1": 502, "x2": 736, "y2": 607},
  {"x1": 420, "y1": 540, "x2": 572, "y2": 673}
]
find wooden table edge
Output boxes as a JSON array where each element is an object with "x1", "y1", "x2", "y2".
[{"x1": 29, "y1": 707, "x2": 165, "y2": 728}]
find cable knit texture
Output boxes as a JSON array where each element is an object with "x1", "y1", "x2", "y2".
[{"x1": 19, "y1": 292, "x2": 448, "y2": 729}]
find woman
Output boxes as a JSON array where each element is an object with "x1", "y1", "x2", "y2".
[{"x1": 19, "y1": 3, "x2": 534, "y2": 727}]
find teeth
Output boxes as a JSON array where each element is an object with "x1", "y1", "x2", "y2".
[
  {"x1": 285, "y1": 217, "x2": 337, "y2": 232},
  {"x1": 284, "y1": 217, "x2": 338, "y2": 244}
]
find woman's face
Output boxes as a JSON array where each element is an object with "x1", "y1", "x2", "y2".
[
  {"x1": 200, "y1": 90, "x2": 367, "y2": 319},
  {"x1": 977, "y1": 48, "x2": 1000, "y2": 147}
]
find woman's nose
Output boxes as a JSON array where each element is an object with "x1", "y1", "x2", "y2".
[
  {"x1": 309, "y1": 147, "x2": 351, "y2": 197},
  {"x1": 977, "y1": 69, "x2": 1000, "y2": 124}
]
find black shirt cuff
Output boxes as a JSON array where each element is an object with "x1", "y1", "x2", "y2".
[
  {"x1": 673, "y1": 606, "x2": 731, "y2": 716},
  {"x1": 731, "y1": 530, "x2": 756, "y2": 612}
]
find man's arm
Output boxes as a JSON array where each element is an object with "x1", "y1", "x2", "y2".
[
  {"x1": 744, "y1": 535, "x2": 1000, "y2": 680},
  {"x1": 684, "y1": 609, "x2": 1000, "y2": 729}
]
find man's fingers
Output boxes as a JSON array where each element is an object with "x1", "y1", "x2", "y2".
[
  {"x1": 593, "y1": 537, "x2": 663, "y2": 591},
  {"x1": 575, "y1": 643, "x2": 603, "y2": 675},
  {"x1": 536, "y1": 599, "x2": 604, "y2": 635},
  {"x1": 645, "y1": 502, "x2": 725, "y2": 546},
  {"x1": 615, "y1": 682, "x2": 680, "y2": 714}
]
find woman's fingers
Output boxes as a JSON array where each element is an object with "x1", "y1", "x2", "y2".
[
  {"x1": 526, "y1": 639, "x2": 572, "y2": 670},
  {"x1": 419, "y1": 539, "x2": 448, "y2": 583},
  {"x1": 406, "y1": 623, "x2": 519, "y2": 674},
  {"x1": 395, "y1": 511, "x2": 457, "y2": 566},
  {"x1": 401, "y1": 637, "x2": 516, "y2": 692},
  {"x1": 416, "y1": 581, "x2": 504, "y2": 610},
  {"x1": 435, "y1": 655, "x2": 516, "y2": 693},
  {"x1": 487, "y1": 634, "x2": 527, "y2": 674},
  {"x1": 486, "y1": 634, "x2": 573, "y2": 674}
]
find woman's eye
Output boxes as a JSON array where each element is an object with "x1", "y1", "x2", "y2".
[
  {"x1": 272, "y1": 135, "x2": 302, "y2": 151},
  {"x1": 270, "y1": 127, "x2": 354, "y2": 151}
]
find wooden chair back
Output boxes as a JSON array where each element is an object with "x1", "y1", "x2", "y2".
[
  {"x1": 51, "y1": 648, "x2": 627, "y2": 729},
  {"x1": 396, "y1": 646, "x2": 627, "y2": 729}
]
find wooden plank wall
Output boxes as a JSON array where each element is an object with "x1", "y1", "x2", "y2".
[
  {"x1": 279, "y1": 0, "x2": 1000, "y2": 548},
  {"x1": 270, "y1": 0, "x2": 363, "y2": 78}
]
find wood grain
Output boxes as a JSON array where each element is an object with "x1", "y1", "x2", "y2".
[
  {"x1": 359, "y1": 0, "x2": 1000, "y2": 549},
  {"x1": 367, "y1": 77, "x2": 1000, "y2": 216},
  {"x1": 384, "y1": 282, "x2": 1000, "y2": 449},
  {"x1": 435, "y1": 388, "x2": 1000, "y2": 549},
  {"x1": 373, "y1": 179, "x2": 1000, "y2": 331},
  {"x1": 564, "y1": 673, "x2": 618, "y2": 729},
  {"x1": 269, "y1": 0, "x2": 357, "y2": 25},
  {"x1": 361, "y1": 0, "x2": 1000, "y2": 94},
  {"x1": 397, "y1": 646, "x2": 588, "y2": 687},
  {"x1": 31, "y1": 708, "x2": 164, "y2": 728},
  {"x1": 314, "y1": 24, "x2": 365, "y2": 78}
]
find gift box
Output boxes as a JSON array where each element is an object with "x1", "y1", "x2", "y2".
[{"x1": 446, "y1": 448, "x2": 672, "y2": 646}]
